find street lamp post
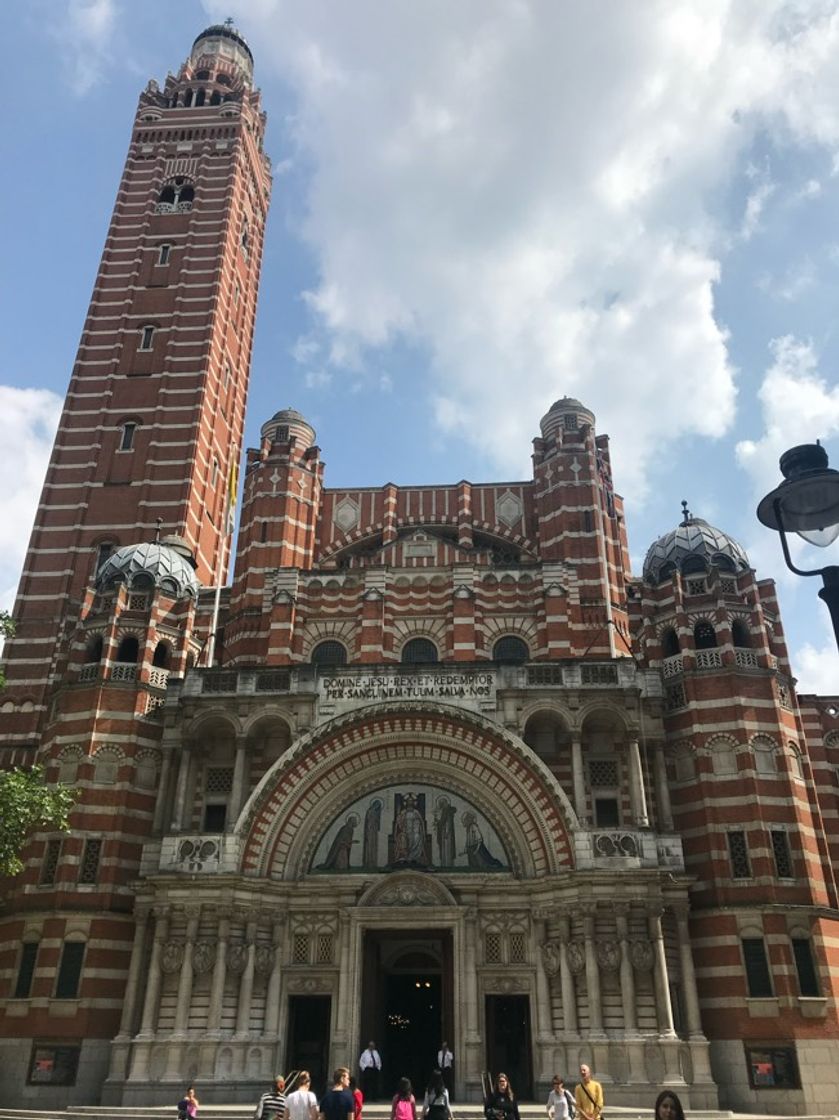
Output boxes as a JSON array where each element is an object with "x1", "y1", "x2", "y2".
[{"x1": 757, "y1": 443, "x2": 839, "y2": 654}]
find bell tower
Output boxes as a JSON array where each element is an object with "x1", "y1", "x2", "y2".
[{"x1": 1, "y1": 24, "x2": 272, "y2": 748}]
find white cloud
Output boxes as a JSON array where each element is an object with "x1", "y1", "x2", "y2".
[
  {"x1": 793, "y1": 617, "x2": 839, "y2": 696},
  {"x1": 218, "y1": 0, "x2": 839, "y2": 495},
  {"x1": 0, "y1": 387, "x2": 62, "y2": 609},
  {"x1": 735, "y1": 334, "x2": 839, "y2": 499},
  {"x1": 53, "y1": 0, "x2": 118, "y2": 94},
  {"x1": 756, "y1": 259, "x2": 817, "y2": 301}
]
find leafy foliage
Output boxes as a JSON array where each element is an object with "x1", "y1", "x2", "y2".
[
  {"x1": 0, "y1": 766, "x2": 76, "y2": 877},
  {"x1": 0, "y1": 610, "x2": 13, "y2": 689}
]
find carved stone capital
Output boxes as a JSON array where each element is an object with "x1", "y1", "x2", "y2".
[
  {"x1": 566, "y1": 940, "x2": 585, "y2": 976},
  {"x1": 596, "y1": 939, "x2": 620, "y2": 973},
  {"x1": 255, "y1": 945, "x2": 275, "y2": 975},
  {"x1": 160, "y1": 941, "x2": 184, "y2": 974},
  {"x1": 540, "y1": 940, "x2": 561, "y2": 977},
  {"x1": 192, "y1": 941, "x2": 215, "y2": 975},
  {"x1": 227, "y1": 943, "x2": 247, "y2": 974},
  {"x1": 630, "y1": 939, "x2": 654, "y2": 972}
]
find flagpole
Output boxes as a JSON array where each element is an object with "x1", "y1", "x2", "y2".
[{"x1": 206, "y1": 459, "x2": 239, "y2": 667}]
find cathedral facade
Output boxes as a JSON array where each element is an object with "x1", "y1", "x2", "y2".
[{"x1": 1, "y1": 25, "x2": 839, "y2": 1117}]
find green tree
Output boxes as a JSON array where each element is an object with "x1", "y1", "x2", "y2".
[
  {"x1": 0, "y1": 767, "x2": 77, "y2": 877},
  {"x1": 0, "y1": 610, "x2": 13, "y2": 689}
]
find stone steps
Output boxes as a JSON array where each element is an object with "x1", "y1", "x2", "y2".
[{"x1": 0, "y1": 1108, "x2": 836, "y2": 1120}]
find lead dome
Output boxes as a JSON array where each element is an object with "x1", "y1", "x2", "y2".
[
  {"x1": 643, "y1": 512, "x2": 750, "y2": 584},
  {"x1": 96, "y1": 541, "x2": 201, "y2": 600}
]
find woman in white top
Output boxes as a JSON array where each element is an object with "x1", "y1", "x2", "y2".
[
  {"x1": 421, "y1": 1070, "x2": 452, "y2": 1120},
  {"x1": 546, "y1": 1076, "x2": 570, "y2": 1120},
  {"x1": 286, "y1": 1071, "x2": 319, "y2": 1120}
]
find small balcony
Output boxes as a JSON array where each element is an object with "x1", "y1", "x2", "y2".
[
  {"x1": 574, "y1": 829, "x2": 684, "y2": 871},
  {"x1": 147, "y1": 833, "x2": 242, "y2": 875}
]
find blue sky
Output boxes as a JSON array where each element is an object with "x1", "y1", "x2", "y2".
[{"x1": 2, "y1": 0, "x2": 839, "y2": 693}]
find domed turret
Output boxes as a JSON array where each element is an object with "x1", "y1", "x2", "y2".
[
  {"x1": 96, "y1": 541, "x2": 201, "y2": 600},
  {"x1": 539, "y1": 396, "x2": 596, "y2": 440},
  {"x1": 643, "y1": 503, "x2": 750, "y2": 584},
  {"x1": 191, "y1": 22, "x2": 254, "y2": 84},
  {"x1": 260, "y1": 407, "x2": 316, "y2": 449}
]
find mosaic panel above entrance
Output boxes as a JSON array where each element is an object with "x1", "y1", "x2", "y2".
[{"x1": 310, "y1": 784, "x2": 510, "y2": 873}]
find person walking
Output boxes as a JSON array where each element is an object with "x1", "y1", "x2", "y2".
[
  {"x1": 391, "y1": 1077, "x2": 418, "y2": 1120},
  {"x1": 286, "y1": 1071, "x2": 319, "y2": 1120},
  {"x1": 349, "y1": 1077, "x2": 364, "y2": 1120},
  {"x1": 574, "y1": 1065, "x2": 603, "y2": 1120},
  {"x1": 421, "y1": 1069, "x2": 452, "y2": 1120},
  {"x1": 484, "y1": 1073, "x2": 520, "y2": 1120},
  {"x1": 546, "y1": 1076, "x2": 573, "y2": 1120},
  {"x1": 359, "y1": 1041, "x2": 382, "y2": 1101},
  {"x1": 255, "y1": 1076, "x2": 287, "y2": 1120},
  {"x1": 319, "y1": 1068, "x2": 355, "y2": 1120}
]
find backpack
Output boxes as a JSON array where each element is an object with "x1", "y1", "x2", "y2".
[
  {"x1": 177, "y1": 1101, "x2": 189, "y2": 1120},
  {"x1": 563, "y1": 1089, "x2": 575, "y2": 1120},
  {"x1": 395, "y1": 1097, "x2": 415, "y2": 1120}
]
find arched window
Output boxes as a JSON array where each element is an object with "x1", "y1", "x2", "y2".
[
  {"x1": 493, "y1": 636, "x2": 529, "y2": 664},
  {"x1": 401, "y1": 638, "x2": 438, "y2": 665},
  {"x1": 115, "y1": 636, "x2": 139, "y2": 663},
  {"x1": 152, "y1": 642, "x2": 170, "y2": 668},
  {"x1": 732, "y1": 619, "x2": 751, "y2": 648},
  {"x1": 195, "y1": 89, "x2": 206, "y2": 107},
  {"x1": 694, "y1": 621, "x2": 717, "y2": 649},
  {"x1": 120, "y1": 420, "x2": 139, "y2": 449},
  {"x1": 661, "y1": 628, "x2": 680, "y2": 657},
  {"x1": 156, "y1": 178, "x2": 194, "y2": 214},
  {"x1": 311, "y1": 641, "x2": 348, "y2": 667},
  {"x1": 55, "y1": 939, "x2": 86, "y2": 999},
  {"x1": 84, "y1": 636, "x2": 103, "y2": 663},
  {"x1": 95, "y1": 541, "x2": 115, "y2": 573},
  {"x1": 210, "y1": 90, "x2": 222, "y2": 106},
  {"x1": 183, "y1": 89, "x2": 193, "y2": 107},
  {"x1": 195, "y1": 70, "x2": 210, "y2": 80}
]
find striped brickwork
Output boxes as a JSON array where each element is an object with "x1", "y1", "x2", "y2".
[{"x1": 1, "y1": 38, "x2": 271, "y2": 746}]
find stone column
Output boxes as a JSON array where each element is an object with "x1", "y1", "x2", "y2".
[
  {"x1": 235, "y1": 916, "x2": 258, "y2": 1037},
  {"x1": 172, "y1": 906, "x2": 201, "y2": 1036},
  {"x1": 153, "y1": 751, "x2": 173, "y2": 833},
  {"x1": 654, "y1": 743, "x2": 674, "y2": 831},
  {"x1": 208, "y1": 910, "x2": 232, "y2": 1036},
  {"x1": 137, "y1": 906, "x2": 170, "y2": 1037},
  {"x1": 557, "y1": 914, "x2": 577, "y2": 1036},
  {"x1": 229, "y1": 735, "x2": 249, "y2": 825},
  {"x1": 673, "y1": 905, "x2": 703, "y2": 1038},
  {"x1": 464, "y1": 908, "x2": 480, "y2": 1042},
  {"x1": 648, "y1": 908, "x2": 677, "y2": 1038},
  {"x1": 264, "y1": 916, "x2": 285, "y2": 1038},
  {"x1": 627, "y1": 738, "x2": 649, "y2": 827},
  {"x1": 172, "y1": 743, "x2": 194, "y2": 832},
  {"x1": 334, "y1": 910, "x2": 352, "y2": 1050},
  {"x1": 582, "y1": 906, "x2": 605, "y2": 1037},
  {"x1": 116, "y1": 904, "x2": 151, "y2": 1040},
  {"x1": 106, "y1": 904, "x2": 151, "y2": 1082},
  {"x1": 533, "y1": 917, "x2": 555, "y2": 1042},
  {"x1": 571, "y1": 737, "x2": 587, "y2": 822},
  {"x1": 614, "y1": 904, "x2": 638, "y2": 1035}
]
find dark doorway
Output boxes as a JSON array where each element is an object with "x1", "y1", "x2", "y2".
[
  {"x1": 361, "y1": 930, "x2": 453, "y2": 1100},
  {"x1": 485, "y1": 994, "x2": 532, "y2": 1100},
  {"x1": 286, "y1": 995, "x2": 332, "y2": 1097}
]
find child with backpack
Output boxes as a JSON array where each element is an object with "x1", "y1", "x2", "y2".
[
  {"x1": 391, "y1": 1077, "x2": 418, "y2": 1120},
  {"x1": 177, "y1": 1086, "x2": 199, "y2": 1120}
]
